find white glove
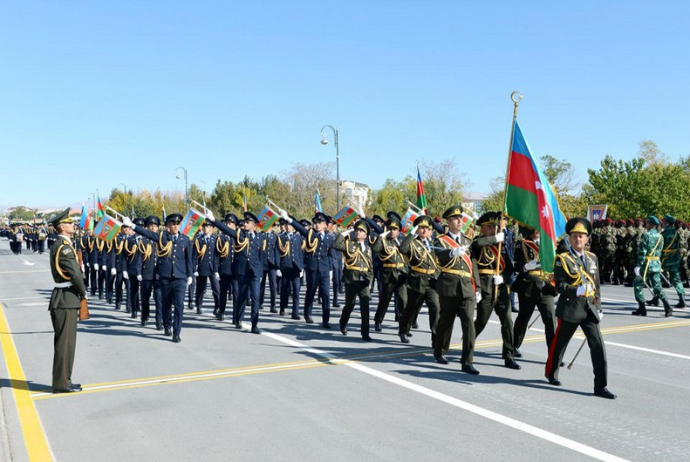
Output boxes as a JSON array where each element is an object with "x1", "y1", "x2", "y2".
[
  {"x1": 358, "y1": 206, "x2": 366, "y2": 218},
  {"x1": 380, "y1": 230, "x2": 390, "y2": 238},
  {"x1": 81, "y1": 264, "x2": 85, "y2": 272},
  {"x1": 186, "y1": 277, "x2": 192, "y2": 286},
  {"x1": 475, "y1": 291, "x2": 482, "y2": 303},
  {"x1": 576, "y1": 285, "x2": 586, "y2": 296},
  {"x1": 299, "y1": 270, "x2": 304, "y2": 278},
  {"x1": 123, "y1": 271, "x2": 129, "y2": 280},
  {"x1": 411, "y1": 225, "x2": 419, "y2": 235},
  {"x1": 194, "y1": 271, "x2": 199, "y2": 277},
  {"x1": 110, "y1": 268, "x2": 116, "y2": 275},
  {"x1": 493, "y1": 275, "x2": 504, "y2": 286},
  {"x1": 122, "y1": 217, "x2": 134, "y2": 229},
  {"x1": 137, "y1": 275, "x2": 143, "y2": 282},
  {"x1": 214, "y1": 272, "x2": 220, "y2": 280},
  {"x1": 330, "y1": 270, "x2": 333, "y2": 279},
  {"x1": 450, "y1": 246, "x2": 466, "y2": 257},
  {"x1": 82, "y1": 294, "x2": 88, "y2": 301},
  {"x1": 340, "y1": 229, "x2": 352, "y2": 236},
  {"x1": 276, "y1": 269, "x2": 282, "y2": 278},
  {"x1": 634, "y1": 266, "x2": 640, "y2": 277},
  {"x1": 495, "y1": 232, "x2": 505, "y2": 243},
  {"x1": 524, "y1": 260, "x2": 539, "y2": 271},
  {"x1": 206, "y1": 210, "x2": 215, "y2": 222},
  {"x1": 279, "y1": 209, "x2": 293, "y2": 223},
  {"x1": 94, "y1": 263, "x2": 99, "y2": 271}
]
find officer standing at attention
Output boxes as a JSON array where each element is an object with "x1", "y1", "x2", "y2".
[
  {"x1": 332, "y1": 219, "x2": 374, "y2": 341},
  {"x1": 125, "y1": 214, "x2": 193, "y2": 343},
  {"x1": 471, "y1": 212, "x2": 520, "y2": 370},
  {"x1": 545, "y1": 217, "x2": 616, "y2": 399},
  {"x1": 47, "y1": 208, "x2": 87, "y2": 393},
  {"x1": 432, "y1": 205, "x2": 481, "y2": 374}
]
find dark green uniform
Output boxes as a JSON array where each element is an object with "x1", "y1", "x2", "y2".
[
  {"x1": 634, "y1": 228, "x2": 666, "y2": 304},
  {"x1": 661, "y1": 224, "x2": 685, "y2": 303},
  {"x1": 333, "y1": 231, "x2": 374, "y2": 339},
  {"x1": 546, "y1": 248, "x2": 608, "y2": 389},
  {"x1": 49, "y1": 234, "x2": 87, "y2": 391},
  {"x1": 372, "y1": 232, "x2": 408, "y2": 327}
]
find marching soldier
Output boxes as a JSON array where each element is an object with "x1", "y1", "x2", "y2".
[
  {"x1": 215, "y1": 213, "x2": 239, "y2": 321},
  {"x1": 432, "y1": 205, "x2": 481, "y2": 374},
  {"x1": 260, "y1": 225, "x2": 279, "y2": 313},
  {"x1": 397, "y1": 215, "x2": 440, "y2": 345},
  {"x1": 471, "y1": 212, "x2": 520, "y2": 370},
  {"x1": 280, "y1": 210, "x2": 334, "y2": 328},
  {"x1": 37, "y1": 224, "x2": 47, "y2": 254},
  {"x1": 125, "y1": 214, "x2": 193, "y2": 343},
  {"x1": 632, "y1": 216, "x2": 672, "y2": 317},
  {"x1": 328, "y1": 217, "x2": 344, "y2": 308},
  {"x1": 277, "y1": 218, "x2": 304, "y2": 319},
  {"x1": 511, "y1": 226, "x2": 557, "y2": 358},
  {"x1": 332, "y1": 220, "x2": 374, "y2": 341},
  {"x1": 660, "y1": 215, "x2": 686, "y2": 308},
  {"x1": 112, "y1": 226, "x2": 131, "y2": 312},
  {"x1": 47, "y1": 208, "x2": 87, "y2": 393},
  {"x1": 206, "y1": 210, "x2": 267, "y2": 334},
  {"x1": 139, "y1": 216, "x2": 162, "y2": 328},
  {"x1": 193, "y1": 221, "x2": 221, "y2": 315},
  {"x1": 545, "y1": 217, "x2": 615, "y2": 399},
  {"x1": 125, "y1": 218, "x2": 145, "y2": 319}
]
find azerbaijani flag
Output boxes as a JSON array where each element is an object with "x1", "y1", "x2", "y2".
[
  {"x1": 416, "y1": 166, "x2": 427, "y2": 213},
  {"x1": 93, "y1": 214, "x2": 122, "y2": 242},
  {"x1": 180, "y1": 208, "x2": 205, "y2": 238},
  {"x1": 333, "y1": 206, "x2": 358, "y2": 227},
  {"x1": 242, "y1": 190, "x2": 248, "y2": 212},
  {"x1": 400, "y1": 208, "x2": 419, "y2": 236},
  {"x1": 504, "y1": 120, "x2": 567, "y2": 273},
  {"x1": 96, "y1": 195, "x2": 105, "y2": 219},
  {"x1": 79, "y1": 205, "x2": 92, "y2": 230},
  {"x1": 314, "y1": 190, "x2": 323, "y2": 214},
  {"x1": 459, "y1": 212, "x2": 474, "y2": 237},
  {"x1": 257, "y1": 205, "x2": 278, "y2": 231}
]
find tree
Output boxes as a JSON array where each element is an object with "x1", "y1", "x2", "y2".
[{"x1": 637, "y1": 140, "x2": 669, "y2": 166}]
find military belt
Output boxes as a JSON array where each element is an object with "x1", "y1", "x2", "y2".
[
  {"x1": 411, "y1": 267, "x2": 435, "y2": 275},
  {"x1": 440, "y1": 268, "x2": 472, "y2": 278},
  {"x1": 55, "y1": 282, "x2": 72, "y2": 288},
  {"x1": 345, "y1": 265, "x2": 368, "y2": 272},
  {"x1": 383, "y1": 263, "x2": 405, "y2": 269},
  {"x1": 478, "y1": 269, "x2": 498, "y2": 275},
  {"x1": 645, "y1": 256, "x2": 660, "y2": 260},
  {"x1": 527, "y1": 270, "x2": 542, "y2": 275}
]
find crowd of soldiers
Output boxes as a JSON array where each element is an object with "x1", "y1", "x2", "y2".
[
  {"x1": 1, "y1": 223, "x2": 52, "y2": 254},
  {"x1": 590, "y1": 216, "x2": 688, "y2": 309}
]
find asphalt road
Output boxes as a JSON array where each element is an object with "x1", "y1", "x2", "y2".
[{"x1": 1, "y1": 239, "x2": 689, "y2": 462}]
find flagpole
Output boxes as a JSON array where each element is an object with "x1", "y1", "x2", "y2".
[{"x1": 495, "y1": 91, "x2": 523, "y2": 303}]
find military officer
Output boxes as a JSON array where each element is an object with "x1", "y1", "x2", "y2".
[
  {"x1": 139, "y1": 216, "x2": 162, "y2": 328},
  {"x1": 545, "y1": 217, "x2": 615, "y2": 399},
  {"x1": 206, "y1": 210, "x2": 267, "y2": 334},
  {"x1": 328, "y1": 217, "x2": 344, "y2": 308},
  {"x1": 280, "y1": 210, "x2": 334, "y2": 328},
  {"x1": 471, "y1": 212, "x2": 520, "y2": 370},
  {"x1": 47, "y1": 208, "x2": 87, "y2": 393},
  {"x1": 125, "y1": 214, "x2": 193, "y2": 343},
  {"x1": 632, "y1": 216, "x2": 672, "y2": 317},
  {"x1": 511, "y1": 226, "x2": 557, "y2": 358},
  {"x1": 260, "y1": 225, "x2": 280, "y2": 313},
  {"x1": 332, "y1": 220, "x2": 374, "y2": 341},
  {"x1": 433, "y1": 205, "x2": 481, "y2": 374},
  {"x1": 124, "y1": 218, "x2": 145, "y2": 319},
  {"x1": 193, "y1": 221, "x2": 221, "y2": 315},
  {"x1": 112, "y1": 226, "x2": 132, "y2": 312},
  {"x1": 215, "y1": 213, "x2": 239, "y2": 321},
  {"x1": 397, "y1": 215, "x2": 440, "y2": 345}
]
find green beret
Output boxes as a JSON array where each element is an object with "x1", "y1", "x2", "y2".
[
  {"x1": 646, "y1": 215, "x2": 660, "y2": 226},
  {"x1": 663, "y1": 214, "x2": 675, "y2": 224}
]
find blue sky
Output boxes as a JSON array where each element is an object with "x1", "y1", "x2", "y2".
[{"x1": 1, "y1": 1, "x2": 689, "y2": 209}]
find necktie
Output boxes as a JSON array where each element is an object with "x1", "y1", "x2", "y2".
[
  {"x1": 581, "y1": 255, "x2": 587, "y2": 271},
  {"x1": 172, "y1": 235, "x2": 177, "y2": 243}
]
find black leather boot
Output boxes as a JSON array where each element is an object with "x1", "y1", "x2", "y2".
[
  {"x1": 662, "y1": 298, "x2": 673, "y2": 317},
  {"x1": 631, "y1": 302, "x2": 647, "y2": 316}
]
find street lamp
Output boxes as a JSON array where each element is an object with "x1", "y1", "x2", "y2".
[
  {"x1": 117, "y1": 183, "x2": 128, "y2": 194},
  {"x1": 320, "y1": 125, "x2": 340, "y2": 211},
  {"x1": 176, "y1": 166, "x2": 189, "y2": 209}
]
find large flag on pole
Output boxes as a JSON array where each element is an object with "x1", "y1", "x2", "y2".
[
  {"x1": 79, "y1": 205, "x2": 91, "y2": 230},
  {"x1": 416, "y1": 165, "x2": 427, "y2": 213},
  {"x1": 93, "y1": 214, "x2": 122, "y2": 242},
  {"x1": 242, "y1": 190, "x2": 248, "y2": 212},
  {"x1": 314, "y1": 190, "x2": 323, "y2": 214},
  {"x1": 180, "y1": 208, "x2": 205, "y2": 238},
  {"x1": 504, "y1": 120, "x2": 567, "y2": 273}
]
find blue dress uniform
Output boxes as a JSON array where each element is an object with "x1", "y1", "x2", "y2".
[
  {"x1": 125, "y1": 218, "x2": 145, "y2": 319},
  {"x1": 328, "y1": 220, "x2": 344, "y2": 308},
  {"x1": 113, "y1": 231, "x2": 131, "y2": 312},
  {"x1": 277, "y1": 221, "x2": 305, "y2": 319},
  {"x1": 94, "y1": 237, "x2": 109, "y2": 300},
  {"x1": 139, "y1": 216, "x2": 162, "y2": 328},
  {"x1": 290, "y1": 213, "x2": 334, "y2": 327},
  {"x1": 214, "y1": 214, "x2": 239, "y2": 321},
  {"x1": 81, "y1": 232, "x2": 97, "y2": 291},
  {"x1": 193, "y1": 223, "x2": 221, "y2": 314},
  {"x1": 37, "y1": 226, "x2": 47, "y2": 254},
  {"x1": 260, "y1": 230, "x2": 280, "y2": 312},
  {"x1": 130, "y1": 214, "x2": 193, "y2": 343},
  {"x1": 369, "y1": 214, "x2": 385, "y2": 293},
  {"x1": 211, "y1": 212, "x2": 267, "y2": 334}
]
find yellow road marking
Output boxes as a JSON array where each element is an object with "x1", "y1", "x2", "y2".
[{"x1": 0, "y1": 302, "x2": 52, "y2": 460}]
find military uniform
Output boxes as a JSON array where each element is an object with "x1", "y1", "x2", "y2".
[
  {"x1": 397, "y1": 215, "x2": 440, "y2": 344},
  {"x1": 545, "y1": 217, "x2": 615, "y2": 399},
  {"x1": 125, "y1": 219, "x2": 145, "y2": 319},
  {"x1": 660, "y1": 215, "x2": 685, "y2": 308},
  {"x1": 47, "y1": 209, "x2": 87, "y2": 393},
  {"x1": 193, "y1": 223, "x2": 221, "y2": 314},
  {"x1": 332, "y1": 220, "x2": 374, "y2": 340},
  {"x1": 277, "y1": 220, "x2": 304, "y2": 319},
  {"x1": 260, "y1": 229, "x2": 279, "y2": 313},
  {"x1": 139, "y1": 216, "x2": 162, "y2": 328},
  {"x1": 215, "y1": 214, "x2": 239, "y2": 321},
  {"x1": 432, "y1": 205, "x2": 481, "y2": 371},
  {"x1": 633, "y1": 216, "x2": 671, "y2": 317}
]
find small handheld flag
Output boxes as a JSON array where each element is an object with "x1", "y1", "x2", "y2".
[
  {"x1": 93, "y1": 214, "x2": 122, "y2": 242},
  {"x1": 257, "y1": 205, "x2": 279, "y2": 232},
  {"x1": 180, "y1": 209, "x2": 205, "y2": 238},
  {"x1": 400, "y1": 208, "x2": 419, "y2": 235},
  {"x1": 96, "y1": 195, "x2": 105, "y2": 219},
  {"x1": 416, "y1": 165, "x2": 427, "y2": 213},
  {"x1": 333, "y1": 206, "x2": 359, "y2": 227}
]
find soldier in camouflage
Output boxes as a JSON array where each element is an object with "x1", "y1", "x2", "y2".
[
  {"x1": 632, "y1": 216, "x2": 672, "y2": 317},
  {"x1": 660, "y1": 215, "x2": 685, "y2": 308}
]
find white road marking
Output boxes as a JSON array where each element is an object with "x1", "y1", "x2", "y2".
[
  {"x1": 16, "y1": 302, "x2": 46, "y2": 307},
  {"x1": 21, "y1": 260, "x2": 35, "y2": 266},
  {"x1": 0, "y1": 296, "x2": 48, "y2": 301},
  {"x1": 0, "y1": 270, "x2": 50, "y2": 274},
  {"x1": 263, "y1": 331, "x2": 629, "y2": 462}
]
